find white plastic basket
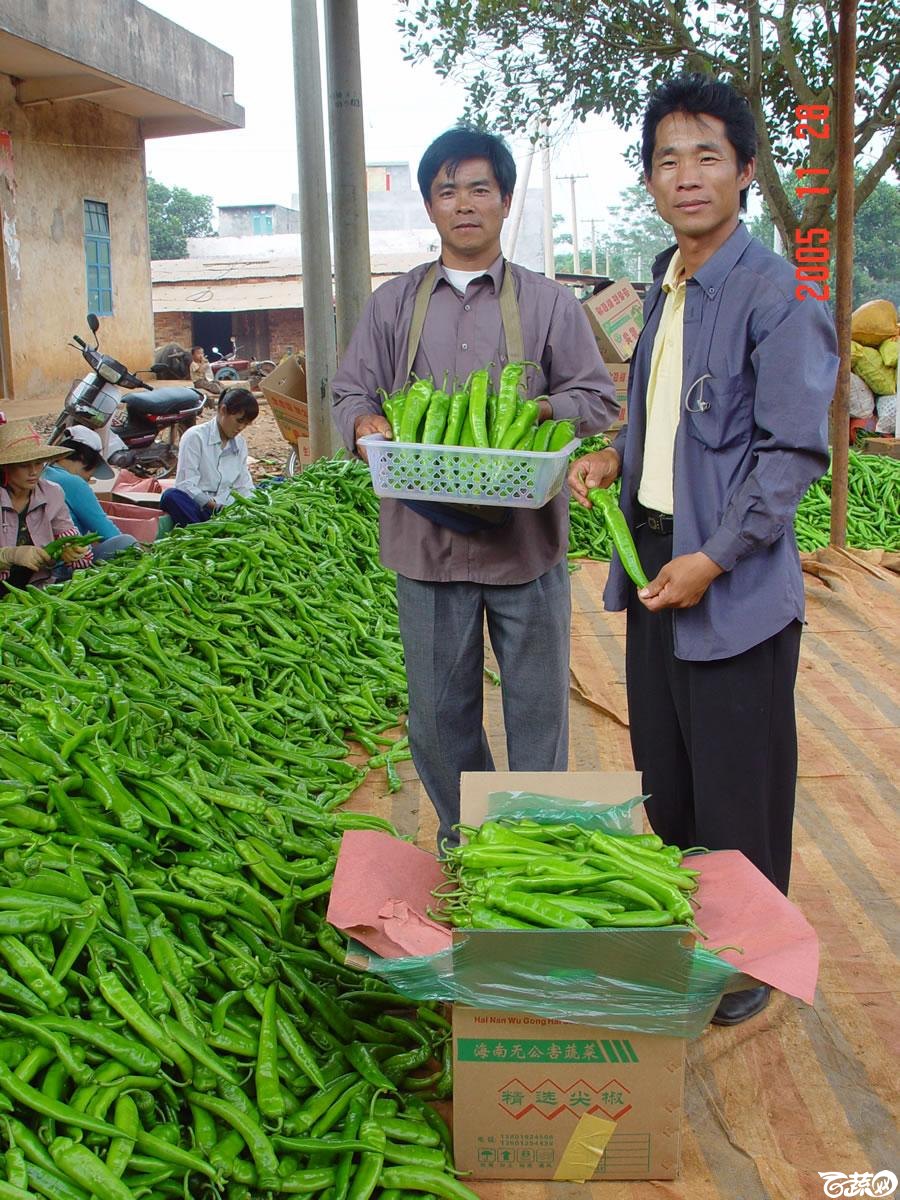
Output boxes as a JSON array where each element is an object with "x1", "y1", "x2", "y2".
[{"x1": 359, "y1": 435, "x2": 580, "y2": 508}]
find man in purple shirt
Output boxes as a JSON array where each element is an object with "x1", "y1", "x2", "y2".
[
  {"x1": 333, "y1": 127, "x2": 617, "y2": 850},
  {"x1": 570, "y1": 76, "x2": 838, "y2": 1025}
]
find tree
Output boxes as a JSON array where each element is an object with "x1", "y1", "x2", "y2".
[
  {"x1": 751, "y1": 170, "x2": 899, "y2": 306},
  {"x1": 851, "y1": 175, "x2": 900, "y2": 308},
  {"x1": 147, "y1": 177, "x2": 215, "y2": 260},
  {"x1": 397, "y1": 1, "x2": 898, "y2": 254},
  {"x1": 602, "y1": 182, "x2": 674, "y2": 280}
]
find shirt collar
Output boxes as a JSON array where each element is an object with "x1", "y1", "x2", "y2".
[
  {"x1": 652, "y1": 222, "x2": 752, "y2": 294},
  {"x1": 207, "y1": 420, "x2": 237, "y2": 452},
  {"x1": 436, "y1": 253, "x2": 505, "y2": 294},
  {"x1": 661, "y1": 250, "x2": 686, "y2": 294}
]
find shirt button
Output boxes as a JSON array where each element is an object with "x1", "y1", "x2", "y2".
[
  {"x1": 464, "y1": 304, "x2": 471, "y2": 311},
  {"x1": 461, "y1": 343, "x2": 468, "y2": 350},
  {"x1": 708, "y1": 287, "x2": 716, "y2": 297}
]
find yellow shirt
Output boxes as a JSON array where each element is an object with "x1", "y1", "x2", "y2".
[{"x1": 637, "y1": 251, "x2": 686, "y2": 515}]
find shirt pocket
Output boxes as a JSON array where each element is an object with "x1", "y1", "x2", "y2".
[{"x1": 683, "y1": 369, "x2": 754, "y2": 451}]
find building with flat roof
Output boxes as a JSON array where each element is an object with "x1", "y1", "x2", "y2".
[{"x1": 0, "y1": 0, "x2": 243, "y2": 410}]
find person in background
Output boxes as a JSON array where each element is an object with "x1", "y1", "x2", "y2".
[
  {"x1": 160, "y1": 388, "x2": 258, "y2": 526},
  {"x1": 189, "y1": 346, "x2": 221, "y2": 401},
  {"x1": 43, "y1": 426, "x2": 138, "y2": 561},
  {"x1": 569, "y1": 74, "x2": 838, "y2": 1025},
  {"x1": 332, "y1": 125, "x2": 618, "y2": 851},
  {"x1": 0, "y1": 417, "x2": 93, "y2": 593}
]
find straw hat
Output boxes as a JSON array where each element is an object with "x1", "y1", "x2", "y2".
[{"x1": 0, "y1": 415, "x2": 71, "y2": 466}]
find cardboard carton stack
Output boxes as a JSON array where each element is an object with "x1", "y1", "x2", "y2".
[{"x1": 581, "y1": 279, "x2": 644, "y2": 425}]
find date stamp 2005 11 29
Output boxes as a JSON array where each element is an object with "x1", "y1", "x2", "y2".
[{"x1": 793, "y1": 103, "x2": 831, "y2": 303}]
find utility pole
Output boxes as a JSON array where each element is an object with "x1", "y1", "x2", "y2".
[
  {"x1": 291, "y1": 0, "x2": 337, "y2": 459},
  {"x1": 324, "y1": 0, "x2": 371, "y2": 360},
  {"x1": 503, "y1": 142, "x2": 535, "y2": 263},
  {"x1": 581, "y1": 218, "x2": 599, "y2": 275},
  {"x1": 541, "y1": 128, "x2": 554, "y2": 279},
  {"x1": 557, "y1": 174, "x2": 586, "y2": 272}
]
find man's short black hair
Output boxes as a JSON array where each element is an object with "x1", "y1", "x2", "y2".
[
  {"x1": 417, "y1": 127, "x2": 517, "y2": 203},
  {"x1": 219, "y1": 388, "x2": 259, "y2": 421},
  {"x1": 59, "y1": 435, "x2": 102, "y2": 473},
  {"x1": 642, "y1": 74, "x2": 757, "y2": 210}
]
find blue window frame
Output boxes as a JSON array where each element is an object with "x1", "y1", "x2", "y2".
[
  {"x1": 84, "y1": 200, "x2": 112, "y2": 316},
  {"x1": 252, "y1": 212, "x2": 273, "y2": 235}
]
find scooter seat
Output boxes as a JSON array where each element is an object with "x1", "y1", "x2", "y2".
[{"x1": 126, "y1": 387, "x2": 203, "y2": 415}]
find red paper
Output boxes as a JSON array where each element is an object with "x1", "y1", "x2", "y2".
[
  {"x1": 326, "y1": 830, "x2": 452, "y2": 958},
  {"x1": 327, "y1": 836, "x2": 819, "y2": 1005},
  {"x1": 691, "y1": 850, "x2": 819, "y2": 1004}
]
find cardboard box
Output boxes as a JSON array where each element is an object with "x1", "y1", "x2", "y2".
[
  {"x1": 260, "y1": 355, "x2": 308, "y2": 443},
  {"x1": 604, "y1": 360, "x2": 629, "y2": 426},
  {"x1": 329, "y1": 771, "x2": 819, "y2": 1181},
  {"x1": 604, "y1": 361, "x2": 630, "y2": 405},
  {"x1": 453, "y1": 771, "x2": 677, "y2": 1182},
  {"x1": 453, "y1": 1006, "x2": 684, "y2": 1182},
  {"x1": 583, "y1": 279, "x2": 644, "y2": 362}
]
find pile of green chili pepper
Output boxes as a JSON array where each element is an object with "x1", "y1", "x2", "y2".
[
  {"x1": 381, "y1": 362, "x2": 576, "y2": 454},
  {"x1": 568, "y1": 442, "x2": 900, "y2": 563},
  {"x1": 0, "y1": 458, "x2": 480, "y2": 1200},
  {"x1": 793, "y1": 450, "x2": 900, "y2": 552},
  {"x1": 434, "y1": 819, "x2": 701, "y2": 932}
]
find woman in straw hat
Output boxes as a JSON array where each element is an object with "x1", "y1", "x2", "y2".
[{"x1": 0, "y1": 415, "x2": 94, "y2": 593}]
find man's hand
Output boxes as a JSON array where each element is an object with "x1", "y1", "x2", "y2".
[
  {"x1": 354, "y1": 413, "x2": 392, "y2": 463},
  {"x1": 2, "y1": 545, "x2": 51, "y2": 572},
  {"x1": 638, "y1": 552, "x2": 723, "y2": 611},
  {"x1": 568, "y1": 447, "x2": 621, "y2": 507},
  {"x1": 537, "y1": 399, "x2": 553, "y2": 422}
]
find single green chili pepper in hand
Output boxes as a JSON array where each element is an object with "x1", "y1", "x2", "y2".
[{"x1": 588, "y1": 487, "x2": 649, "y2": 588}]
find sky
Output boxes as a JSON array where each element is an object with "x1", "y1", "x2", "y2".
[{"x1": 141, "y1": 0, "x2": 644, "y2": 246}]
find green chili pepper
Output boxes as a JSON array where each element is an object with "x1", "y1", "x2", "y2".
[
  {"x1": 498, "y1": 399, "x2": 540, "y2": 450},
  {"x1": 398, "y1": 379, "x2": 434, "y2": 443},
  {"x1": 466, "y1": 370, "x2": 491, "y2": 449},
  {"x1": 43, "y1": 534, "x2": 102, "y2": 560},
  {"x1": 588, "y1": 487, "x2": 649, "y2": 588}
]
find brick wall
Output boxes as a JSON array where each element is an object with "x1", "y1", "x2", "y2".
[
  {"x1": 152, "y1": 308, "x2": 304, "y2": 361},
  {"x1": 153, "y1": 312, "x2": 192, "y2": 349},
  {"x1": 268, "y1": 309, "x2": 305, "y2": 361}
]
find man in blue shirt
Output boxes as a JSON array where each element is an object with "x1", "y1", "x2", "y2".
[
  {"x1": 570, "y1": 75, "x2": 838, "y2": 1025},
  {"x1": 44, "y1": 426, "x2": 137, "y2": 560}
]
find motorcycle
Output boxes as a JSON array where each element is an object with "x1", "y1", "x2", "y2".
[
  {"x1": 210, "y1": 337, "x2": 276, "y2": 386},
  {"x1": 50, "y1": 314, "x2": 205, "y2": 478}
]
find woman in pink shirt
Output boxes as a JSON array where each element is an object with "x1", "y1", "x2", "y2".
[{"x1": 0, "y1": 416, "x2": 93, "y2": 593}]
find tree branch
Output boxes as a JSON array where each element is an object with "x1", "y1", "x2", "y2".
[
  {"x1": 855, "y1": 124, "x2": 900, "y2": 211},
  {"x1": 773, "y1": 0, "x2": 816, "y2": 103}
]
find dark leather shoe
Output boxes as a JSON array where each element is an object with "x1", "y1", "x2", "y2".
[{"x1": 711, "y1": 985, "x2": 771, "y2": 1026}]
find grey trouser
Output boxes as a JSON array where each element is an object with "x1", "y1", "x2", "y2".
[{"x1": 396, "y1": 560, "x2": 571, "y2": 851}]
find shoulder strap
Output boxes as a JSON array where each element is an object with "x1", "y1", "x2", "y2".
[
  {"x1": 406, "y1": 262, "x2": 440, "y2": 380},
  {"x1": 405, "y1": 259, "x2": 525, "y2": 380},
  {"x1": 498, "y1": 263, "x2": 524, "y2": 365}
]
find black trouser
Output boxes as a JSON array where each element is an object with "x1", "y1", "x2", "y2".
[{"x1": 625, "y1": 522, "x2": 802, "y2": 894}]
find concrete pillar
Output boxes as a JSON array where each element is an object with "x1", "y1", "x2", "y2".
[
  {"x1": 324, "y1": 0, "x2": 371, "y2": 361},
  {"x1": 291, "y1": 0, "x2": 338, "y2": 458}
]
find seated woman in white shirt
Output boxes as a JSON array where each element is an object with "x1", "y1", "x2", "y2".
[{"x1": 160, "y1": 389, "x2": 259, "y2": 526}]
